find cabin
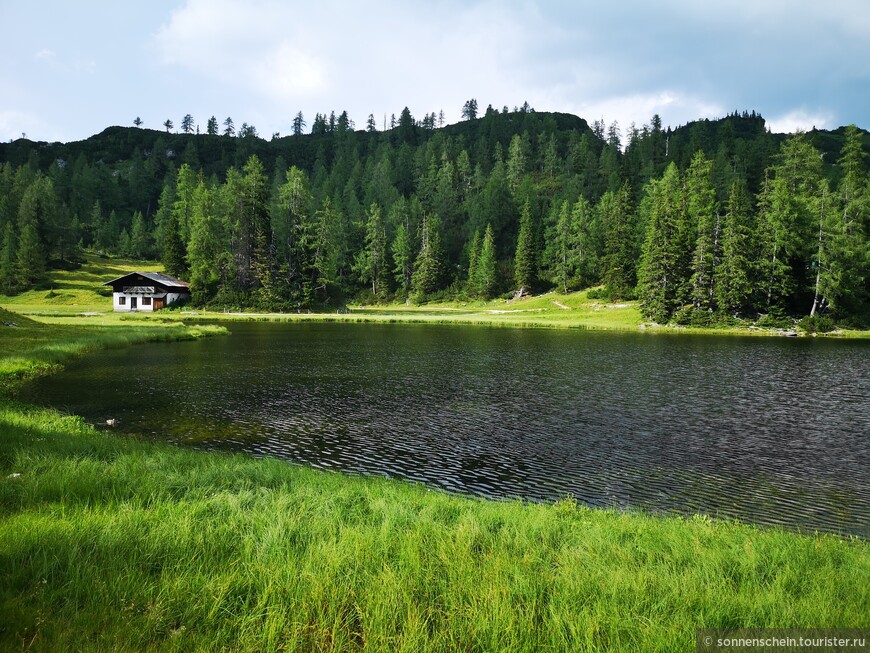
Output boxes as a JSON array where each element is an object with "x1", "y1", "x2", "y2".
[{"x1": 104, "y1": 272, "x2": 190, "y2": 312}]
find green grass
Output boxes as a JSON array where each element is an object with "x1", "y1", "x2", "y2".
[
  {"x1": 0, "y1": 307, "x2": 224, "y2": 396},
  {"x1": 0, "y1": 255, "x2": 163, "y2": 316},
  {"x1": 1, "y1": 398, "x2": 867, "y2": 652},
  {"x1": 3, "y1": 252, "x2": 868, "y2": 337}
]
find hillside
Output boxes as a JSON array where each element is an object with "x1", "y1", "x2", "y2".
[{"x1": 1, "y1": 108, "x2": 868, "y2": 325}]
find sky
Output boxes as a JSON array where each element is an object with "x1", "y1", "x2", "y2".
[{"x1": 2, "y1": 0, "x2": 869, "y2": 143}]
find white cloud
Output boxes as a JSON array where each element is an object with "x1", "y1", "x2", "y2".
[
  {"x1": 153, "y1": 0, "x2": 328, "y2": 103},
  {"x1": 34, "y1": 49, "x2": 56, "y2": 63},
  {"x1": 253, "y1": 41, "x2": 328, "y2": 102},
  {"x1": 554, "y1": 91, "x2": 725, "y2": 136},
  {"x1": 767, "y1": 109, "x2": 834, "y2": 134}
]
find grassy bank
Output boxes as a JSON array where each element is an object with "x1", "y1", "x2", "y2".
[
  {"x1": 2, "y1": 396, "x2": 868, "y2": 652},
  {"x1": 5, "y1": 252, "x2": 868, "y2": 337}
]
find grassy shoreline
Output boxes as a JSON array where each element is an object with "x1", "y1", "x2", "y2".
[
  {"x1": 1, "y1": 257, "x2": 868, "y2": 650},
  {"x1": 3, "y1": 253, "x2": 868, "y2": 338}
]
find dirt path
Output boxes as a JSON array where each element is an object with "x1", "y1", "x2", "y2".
[{"x1": 551, "y1": 300, "x2": 570, "y2": 310}]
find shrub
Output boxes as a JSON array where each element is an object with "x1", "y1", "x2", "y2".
[{"x1": 798, "y1": 314, "x2": 835, "y2": 333}]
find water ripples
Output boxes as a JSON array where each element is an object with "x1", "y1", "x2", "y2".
[{"x1": 22, "y1": 323, "x2": 870, "y2": 537}]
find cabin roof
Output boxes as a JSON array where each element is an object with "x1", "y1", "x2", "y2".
[{"x1": 103, "y1": 271, "x2": 190, "y2": 290}]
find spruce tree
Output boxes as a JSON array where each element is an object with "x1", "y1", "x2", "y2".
[
  {"x1": 599, "y1": 184, "x2": 636, "y2": 299},
  {"x1": 354, "y1": 203, "x2": 390, "y2": 298},
  {"x1": 128, "y1": 211, "x2": 151, "y2": 259},
  {"x1": 714, "y1": 179, "x2": 755, "y2": 316},
  {"x1": 514, "y1": 199, "x2": 537, "y2": 292},
  {"x1": 0, "y1": 221, "x2": 17, "y2": 294},
  {"x1": 551, "y1": 200, "x2": 574, "y2": 293},
  {"x1": 814, "y1": 124, "x2": 869, "y2": 317},
  {"x1": 161, "y1": 210, "x2": 187, "y2": 279},
  {"x1": 756, "y1": 132, "x2": 822, "y2": 312},
  {"x1": 411, "y1": 214, "x2": 443, "y2": 298},
  {"x1": 466, "y1": 229, "x2": 481, "y2": 296},
  {"x1": 16, "y1": 221, "x2": 43, "y2": 286},
  {"x1": 572, "y1": 195, "x2": 599, "y2": 287},
  {"x1": 686, "y1": 152, "x2": 720, "y2": 311},
  {"x1": 478, "y1": 223, "x2": 497, "y2": 299},
  {"x1": 391, "y1": 222, "x2": 413, "y2": 299},
  {"x1": 637, "y1": 163, "x2": 686, "y2": 322}
]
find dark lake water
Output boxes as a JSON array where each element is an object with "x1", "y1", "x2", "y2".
[{"x1": 22, "y1": 322, "x2": 870, "y2": 537}]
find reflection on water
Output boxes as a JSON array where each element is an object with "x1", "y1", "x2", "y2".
[{"x1": 23, "y1": 323, "x2": 870, "y2": 537}]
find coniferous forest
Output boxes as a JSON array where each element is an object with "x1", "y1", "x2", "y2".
[{"x1": 1, "y1": 104, "x2": 868, "y2": 327}]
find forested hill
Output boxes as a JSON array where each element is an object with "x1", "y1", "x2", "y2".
[{"x1": 1, "y1": 107, "x2": 868, "y2": 326}]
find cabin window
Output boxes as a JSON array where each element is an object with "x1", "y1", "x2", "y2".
[
  {"x1": 142, "y1": 297, "x2": 152, "y2": 306},
  {"x1": 119, "y1": 296, "x2": 126, "y2": 305}
]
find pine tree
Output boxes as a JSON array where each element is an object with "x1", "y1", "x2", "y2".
[
  {"x1": 311, "y1": 197, "x2": 340, "y2": 300},
  {"x1": 240, "y1": 156, "x2": 271, "y2": 292},
  {"x1": 514, "y1": 199, "x2": 537, "y2": 292},
  {"x1": 206, "y1": 116, "x2": 218, "y2": 136}
]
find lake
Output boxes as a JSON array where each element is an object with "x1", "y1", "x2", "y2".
[{"x1": 22, "y1": 322, "x2": 870, "y2": 537}]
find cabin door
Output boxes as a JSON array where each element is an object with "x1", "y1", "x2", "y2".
[
  {"x1": 154, "y1": 298, "x2": 165, "y2": 310},
  {"x1": 131, "y1": 297, "x2": 138, "y2": 309}
]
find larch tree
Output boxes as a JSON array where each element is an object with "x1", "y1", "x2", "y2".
[
  {"x1": 223, "y1": 117, "x2": 235, "y2": 137},
  {"x1": 181, "y1": 114, "x2": 194, "y2": 134},
  {"x1": 292, "y1": 112, "x2": 306, "y2": 136}
]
